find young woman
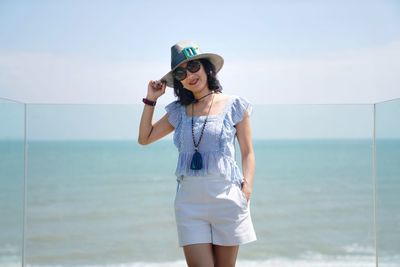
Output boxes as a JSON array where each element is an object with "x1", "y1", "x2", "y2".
[{"x1": 138, "y1": 40, "x2": 256, "y2": 267}]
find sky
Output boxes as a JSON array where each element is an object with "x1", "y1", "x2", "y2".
[
  {"x1": 0, "y1": 0, "x2": 400, "y2": 105},
  {"x1": 0, "y1": 1, "x2": 400, "y2": 140}
]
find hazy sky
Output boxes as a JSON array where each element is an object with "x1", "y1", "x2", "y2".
[
  {"x1": 1, "y1": 0, "x2": 400, "y2": 105},
  {"x1": 6, "y1": 101, "x2": 400, "y2": 140},
  {"x1": 2, "y1": 101, "x2": 399, "y2": 140}
]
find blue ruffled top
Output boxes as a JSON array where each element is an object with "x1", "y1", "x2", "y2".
[{"x1": 164, "y1": 95, "x2": 253, "y2": 186}]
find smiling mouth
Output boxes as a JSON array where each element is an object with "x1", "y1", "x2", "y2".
[{"x1": 189, "y1": 79, "x2": 198, "y2": 86}]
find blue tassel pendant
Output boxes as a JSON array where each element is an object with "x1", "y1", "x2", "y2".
[{"x1": 190, "y1": 149, "x2": 203, "y2": 170}]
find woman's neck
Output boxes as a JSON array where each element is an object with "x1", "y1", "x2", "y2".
[
  {"x1": 193, "y1": 89, "x2": 215, "y2": 102},
  {"x1": 192, "y1": 85, "x2": 212, "y2": 99}
]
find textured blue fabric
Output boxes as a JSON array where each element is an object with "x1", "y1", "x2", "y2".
[{"x1": 165, "y1": 95, "x2": 253, "y2": 185}]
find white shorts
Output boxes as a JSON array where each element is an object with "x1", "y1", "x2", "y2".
[{"x1": 174, "y1": 174, "x2": 257, "y2": 247}]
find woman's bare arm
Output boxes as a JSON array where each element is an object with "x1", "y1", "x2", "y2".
[
  {"x1": 138, "y1": 80, "x2": 174, "y2": 145},
  {"x1": 235, "y1": 111, "x2": 255, "y2": 201}
]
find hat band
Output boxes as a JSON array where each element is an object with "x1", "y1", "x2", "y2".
[
  {"x1": 171, "y1": 46, "x2": 201, "y2": 69},
  {"x1": 182, "y1": 46, "x2": 198, "y2": 59}
]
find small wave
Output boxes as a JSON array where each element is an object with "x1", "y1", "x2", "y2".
[
  {"x1": 343, "y1": 243, "x2": 375, "y2": 254},
  {"x1": 0, "y1": 257, "x2": 20, "y2": 267},
  {"x1": 0, "y1": 244, "x2": 18, "y2": 254}
]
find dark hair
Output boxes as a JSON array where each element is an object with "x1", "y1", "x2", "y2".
[{"x1": 173, "y1": 58, "x2": 223, "y2": 106}]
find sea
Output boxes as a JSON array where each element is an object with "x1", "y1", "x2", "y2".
[{"x1": 1, "y1": 139, "x2": 399, "y2": 267}]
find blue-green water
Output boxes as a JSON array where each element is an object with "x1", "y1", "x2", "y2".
[{"x1": 1, "y1": 139, "x2": 399, "y2": 267}]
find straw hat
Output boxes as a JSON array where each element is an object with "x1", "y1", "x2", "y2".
[{"x1": 160, "y1": 40, "x2": 224, "y2": 88}]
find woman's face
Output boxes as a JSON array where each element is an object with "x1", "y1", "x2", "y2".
[{"x1": 176, "y1": 60, "x2": 209, "y2": 93}]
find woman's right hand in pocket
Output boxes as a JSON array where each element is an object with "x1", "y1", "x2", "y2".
[{"x1": 147, "y1": 80, "x2": 166, "y2": 101}]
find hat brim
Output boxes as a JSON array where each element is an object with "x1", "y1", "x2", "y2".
[{"x1": 160, "y1": 53, "x2": 224, "y2": 88}]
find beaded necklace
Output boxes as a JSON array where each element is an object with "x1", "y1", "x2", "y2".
[{"x1": 190, "y1": 91, "x2": 215, "y2": 170}]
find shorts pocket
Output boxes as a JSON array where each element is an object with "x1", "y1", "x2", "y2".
[
  {"x1": 174, "y1": 182, "x2": 182, "y2": 206},
  {"x1": 237, "y1": 185, "x2": 249, "y2": 209}
]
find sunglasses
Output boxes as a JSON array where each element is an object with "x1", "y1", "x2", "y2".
[{"x1": 173, "y1": 60, "x2": 201, "y2": 81}]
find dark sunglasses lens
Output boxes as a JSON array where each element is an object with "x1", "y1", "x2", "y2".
[
  {"x1": 187, "y1": 61, "x2": 201, "y2": 73},
  {"x1": 173, "y1": 68, "x2": 186, "y2": 81}
]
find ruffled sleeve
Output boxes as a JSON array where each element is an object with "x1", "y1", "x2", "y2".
[
  {"x1": 165, "y1": 100, "x2": 182, "y2": 128},
  {"x1": 231, "y1": 96, "x2": 253, "y2": 125}
]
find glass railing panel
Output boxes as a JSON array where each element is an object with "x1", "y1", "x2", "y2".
[
  {"x1": 0, "y1": 99, "x2": 25, "y2": 267},
  {"x1": 240, "y1": 104, "x2": 376, "y2": 266},
  {"x1": 375, "y1": 99, "x2": 400, "y2": 267},
  {"x1": 25, "y1": 104, "x2": 181, "y2": 266}
]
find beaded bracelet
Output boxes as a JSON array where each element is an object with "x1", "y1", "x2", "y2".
[{"x1": 142, "y1": 98, "x2": 157, "y2": 106}]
